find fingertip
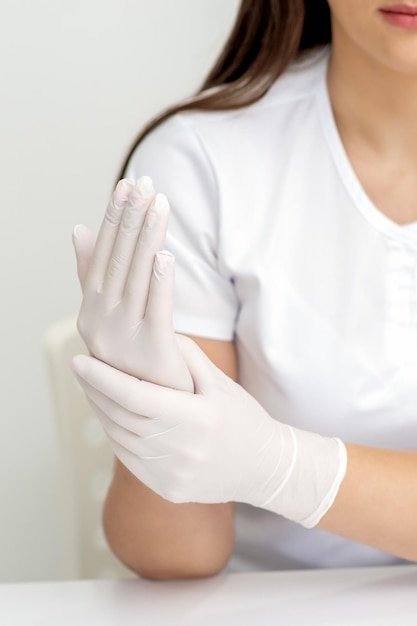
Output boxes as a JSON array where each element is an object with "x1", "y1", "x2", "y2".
[
  {"x1": 72, "y1": 224, "x2": 85, "y2": 240},
  {"x1": 71, "y1": 353, "x2": 89, "y2": 375},
  {"x1": 112, "y1": 179, "x2": 135, "y2": 211},
  {"x1": 153, "y1": 250, "x2": 175, "y2": 279},
  {"x1": 136, "y1": 175, "x2": 154, "y2": 196},
  {"x1": 154, "y1": 193, "x2": 170, "y2": 215},
  {"x1": 72, "y1": 224, "x2": 96, "y2": 248},
  {"x1": 116, "y1": 177, "x2": 135, "y2": 192}
]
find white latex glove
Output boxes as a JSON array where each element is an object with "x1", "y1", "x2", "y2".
[
  {"x1": 72, "y1": 176, "x2": 193, "y2": 392},
  {"x1": 72, "y1": 335, "x2": 347, "y2": 529}
]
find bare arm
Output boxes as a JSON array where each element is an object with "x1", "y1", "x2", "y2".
[
  {"x1": 103, "y1": 337, "x2": 238, "y2": 580},
  {"x1": 319, "y1": 445, "x2": 417, "y2": 561}
]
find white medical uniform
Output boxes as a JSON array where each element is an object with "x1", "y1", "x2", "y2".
[{"x1": 125, "y1": 46, "x2": 417, "y2": 571}]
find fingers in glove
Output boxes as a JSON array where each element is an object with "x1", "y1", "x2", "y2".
[
  {"x1": 76, "y1": 372, "x2": 181, "y2": 438},
  {"x1": 101, "y1": 434, "x2": 170, "y2": 495},
  {"x1": 95, "y1": 419, "x2": 189, "y2": 502},
  {"x1": 175, "y1": 334, "x2": 223, "y2": 394},
  {"x1": 142, "y1": 250, "x2": 175, "y2": 331},
  {"x1": 72, "y1": 353, "x2": 194, "y2": 421},
  {"x1": 84, "y1": 178, "x2": 134, "y2": 293},
  {"x1": 124, "y1": 193, "x2": 170, "y2": 319},
  {"x1": 82, "y1": 395, "x2": 174, "y2": 491},
  {"x1": 101, "y1": 176, "x2": 155, "y2": 304}
]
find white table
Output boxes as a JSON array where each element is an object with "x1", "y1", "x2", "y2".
[{"x1": 1, "y1": 565, "x2": 417, "y2": 625}]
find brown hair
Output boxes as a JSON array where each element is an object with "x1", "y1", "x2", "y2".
[{"x1": 118, "y1": 0, "x2": 331, "y2": 178}]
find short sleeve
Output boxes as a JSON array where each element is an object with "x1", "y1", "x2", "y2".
[{"x1": 124, "y1": 114, "x2": 239, "y2": 340}]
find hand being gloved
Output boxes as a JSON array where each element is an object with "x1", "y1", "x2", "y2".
[
  {"x1": 72, "y1": 176, "x2": 193, "y2": 392},
  {"x1": 72, "y1": 284, "x2": 347, "y2": 529}
]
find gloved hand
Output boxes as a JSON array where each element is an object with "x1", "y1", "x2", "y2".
[
  {"x1": 72, "y1": 332, "x2": 347, "y2": 529},
  {"x1": 72, "y1": 176, "x2": 193, "y2": 392}
]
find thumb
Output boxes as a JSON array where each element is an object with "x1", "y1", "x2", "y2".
[
  {"x1": 72, "y1": 224, "x2": 96, "y2": 292},
  {"x1": 176, "y1": 335, "x2": 225, "y2": 395}
]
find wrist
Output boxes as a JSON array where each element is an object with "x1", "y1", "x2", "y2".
[{"x1": 255, "y1": 423, "x2": 348, "y2": 527}]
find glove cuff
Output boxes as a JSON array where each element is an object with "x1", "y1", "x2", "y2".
[{"x1": 260, "y1": 426, "x2": 348, "y2": 528}]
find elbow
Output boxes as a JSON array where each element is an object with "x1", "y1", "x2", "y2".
[
  {"x1": 104, "y1": 533, "x2": 231, "y2": 581},
  {"x1": 103, "y1": 514, "x2": 233, "y2": 582},
  {"x1": 102, "y1": 468, "x2": 235, "y2": 581},
  {"x1": 134, "y1": 557, "x2": 228, "y2": 581}
]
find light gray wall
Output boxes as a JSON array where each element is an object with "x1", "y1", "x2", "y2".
[{"x1": 0, "y1": 0, "x2": 239, "y2": 582}]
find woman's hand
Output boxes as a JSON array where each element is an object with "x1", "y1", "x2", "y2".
[
  {"x1": 72, "y1": 328, "x2": 346, "y2": 527},
  {"x1": 72, "y1": 176, "x2": 193, "y2": 392}
]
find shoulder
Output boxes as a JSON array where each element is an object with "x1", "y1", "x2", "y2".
[
  {"x1": 262, "y1": 45, "x2": 330, "y2": 108},
  {"x1": 126, "y1": 46, "x2": 330, "y2": 193},
  {"x1": 136, "y1": 46, "x2": 329, "y2": 152},
  {"x1": 179, "y1": 46, "x2": 329, "y2": 138}
]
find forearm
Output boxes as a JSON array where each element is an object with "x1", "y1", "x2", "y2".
[
  {"x1": 319, "y1": 444, "x2": 417, "y2": 561},
  {"x1": 100, "y1": 336, "x2": 238, "y2": 580},
  {"x1": 103, "y1": 459, "x2": 235, "y2": 580}
]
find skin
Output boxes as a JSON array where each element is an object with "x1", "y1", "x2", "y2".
[
  {"x1": 79, "y1": 1, "x2": 417, "y2": 578},
  {"x1": 327, "y1": 0, "x2": 417, "y2": 225}
]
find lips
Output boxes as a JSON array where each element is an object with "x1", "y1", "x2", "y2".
[
  {"x1": 380, "y1": 4, "x2": 417, "y2": 14},
  {"x1": 379, "y1": 4, "x2": 417, "y2": 28}
]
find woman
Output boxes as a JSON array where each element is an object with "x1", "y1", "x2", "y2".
[{"x1": 72, "y1": 0, "x2": 417, "y2": 578}]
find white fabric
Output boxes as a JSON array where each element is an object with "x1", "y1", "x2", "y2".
[{"x1": 125, "y1": 46, "x2": 417, "y2": 571}]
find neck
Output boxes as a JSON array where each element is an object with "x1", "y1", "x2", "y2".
[{"x1": 328, "y1": 27, "x2": 417, "y2": 155}]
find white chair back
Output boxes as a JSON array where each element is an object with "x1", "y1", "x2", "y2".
[{"x1": 44, "y1": 317, "x2": 134, "y2": 579}]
